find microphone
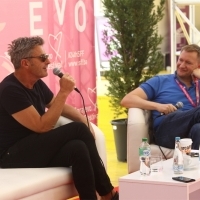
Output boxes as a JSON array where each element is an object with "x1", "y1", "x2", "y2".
[
  {"x1": 174, "y1": 101, "x2": 183, "y2": 109},
  {"x1": 161, "y1": 102, "x2": 183, "y2": 115},
  {"x1": 53, "y1": 68, "x2": 80, "y2": 93},
  {"x1": 53, "y1": 67, "x2": 63, "y2": 78},
  {"x1": 53, "y1": 68, "x2": 90, "y2": 127}
]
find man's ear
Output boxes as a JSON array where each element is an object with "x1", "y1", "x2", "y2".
[{"x1": 21, "y1": 59, "x2": 30, "y2": 68}]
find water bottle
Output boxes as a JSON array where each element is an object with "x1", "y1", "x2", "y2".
[
  {"x1": 173, "y1": 137, "x2": 184, "y2": 174},
  {"x1": 139, "y1": 138, "x2": 151, "y2": 175}
]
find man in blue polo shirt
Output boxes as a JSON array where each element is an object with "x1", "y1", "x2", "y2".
[{"x1": 121, "y1": 44, "x2": 200, "y2": 150}]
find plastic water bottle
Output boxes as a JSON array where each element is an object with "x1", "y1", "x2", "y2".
[
  {"x1": 173, "y1": 137, "x2": 184, "y2": 174},
  {"x1": 139, "y1": 138, "x2": 151, "y2": 175}
]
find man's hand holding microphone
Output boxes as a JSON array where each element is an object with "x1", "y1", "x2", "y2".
[
  {"x1": 53, "y1": 68, "x2": 95, "y2": 138},
  {"x1": 158, "y1": 102, "x2": 183, "y2": 116},
  {"x1": 53, "y1": 68, "x2": 76, "y2": 94}
]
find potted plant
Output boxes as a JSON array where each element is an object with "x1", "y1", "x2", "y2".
[{"x1": 102, "y1": 0, "x2": 165, "y2": 161}]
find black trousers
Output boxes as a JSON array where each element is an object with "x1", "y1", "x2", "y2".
[{"x1": 0, "y1": 122, "x2": 113, "y2": 200}]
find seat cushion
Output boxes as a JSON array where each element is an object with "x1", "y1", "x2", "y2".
[
  {"x1": 0, "y1": 167, "x2": 77, "y2": 200},
  {"x1": 151, "y1": 144, "x2": 174, "y2": 159}
]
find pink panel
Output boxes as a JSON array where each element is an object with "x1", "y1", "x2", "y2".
[{"x1": 0, "y1": 0, "x2": 97, "y2": 124}]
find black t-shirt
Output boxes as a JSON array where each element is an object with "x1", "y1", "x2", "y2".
[{"x1": 0, "y1": 73, "x2": 54, "y2": 155}]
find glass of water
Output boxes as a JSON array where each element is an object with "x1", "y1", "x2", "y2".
[{"x1": 150, "y1": 155, "x2": 163, "y2": 172}]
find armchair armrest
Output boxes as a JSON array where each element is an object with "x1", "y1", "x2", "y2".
[
  {"x1": 127, "y1": 108, "x2": 174, "y2": 173},
  {"x1": 127, "y1": 108, "x2": 150, "y2": 173}
]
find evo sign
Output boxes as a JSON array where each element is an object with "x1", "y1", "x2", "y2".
[{"x1": 0, "y1": 0, "x2": 97, "y2": 124}]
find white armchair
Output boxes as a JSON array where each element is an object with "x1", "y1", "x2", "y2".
[
  {"x1": 127, "y1": 108, "x2": 174, "y2": 173},
  {"x1": 0, "y1": 116, "x2": 107, "y2": 200}
]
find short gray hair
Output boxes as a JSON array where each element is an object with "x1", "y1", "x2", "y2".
[{"x1": 8, "y1": 36, "x2": 44, "y2": 69}]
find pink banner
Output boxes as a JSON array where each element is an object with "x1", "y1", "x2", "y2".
[{"x1": 0, "y1": 0, "x2": 97, "y2": 124}]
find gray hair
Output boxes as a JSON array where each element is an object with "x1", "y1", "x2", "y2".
[{"x1": 8, "y1": 36, "x2": 44, "y2": 69}]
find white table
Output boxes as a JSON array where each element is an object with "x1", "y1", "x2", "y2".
[{"x1": 119, "y1": 158, "x2": 200, "y2": 200}]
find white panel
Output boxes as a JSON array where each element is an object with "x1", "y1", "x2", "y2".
[
  {"x1": 170, "y1": 0, "x2": 200, "y2": 72},
  {"x1": 175, "y1": 0, "x2": 200, "y2": 5}
]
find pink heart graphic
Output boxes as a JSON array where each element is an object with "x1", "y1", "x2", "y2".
[
  {"x1": 0, "y1": 54, "x2": 14, "y2": 82},
  {"x1": 87, "y1": 87, "x2": 97, "y2": 111},
  {"x1": 48, "y1": 32, "x2": 62, "y2": 61}
]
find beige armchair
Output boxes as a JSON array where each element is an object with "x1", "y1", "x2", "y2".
[{"x1": 127, "y1": 108, "x2": 174, "y2": 173}]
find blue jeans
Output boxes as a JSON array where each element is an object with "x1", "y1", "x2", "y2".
[{"x1": 154, "y1": 106, "x2": 200, "y2": 150}]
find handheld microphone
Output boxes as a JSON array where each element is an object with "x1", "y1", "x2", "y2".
[
  {"x1": 53, "y1": 68, "x2": 90, "y2": 128},
  {"x1": 160, "y1": 101, "x2": 183, "y2": 115},
  {"x1": 174, "y1": 101, "x2": 183, "y2": 109},
  {"x1": 53, "y1": 67, "x2": 63, "y2": 78},
  {"x1": 53, "y1": 68, "x2": 80, "y2": 93}
]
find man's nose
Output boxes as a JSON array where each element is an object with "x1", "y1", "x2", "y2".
[{"x1": 179, "y1": 62, "x2": 185, "y2": 68}]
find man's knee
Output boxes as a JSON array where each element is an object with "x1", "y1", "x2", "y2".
[
  {"x1": 189, "y1": 124, "x2": 200, "y2": 149},
  {"x1": 190, "y1": 124, "x2": 200, "y2": 135},
  {"x1": 67, "y1": 140, "x2": 89, "y2": 156}
]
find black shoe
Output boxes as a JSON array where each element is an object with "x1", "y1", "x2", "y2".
[{"x1": 111, "y1": 191, "x2": 119, "y2": 200}]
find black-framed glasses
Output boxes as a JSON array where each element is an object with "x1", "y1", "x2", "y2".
[{"x1": 23, "y1": 54, "x2": 49, "y2": 62}]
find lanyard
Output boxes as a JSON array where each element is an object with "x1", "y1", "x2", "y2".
[{"x1": 175, "y1": 77, "x2": 199, "y2": 107}]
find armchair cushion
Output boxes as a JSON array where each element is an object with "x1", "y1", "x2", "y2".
[{"x1": 127, "y1": 108, "x2": 174, "y2": 173}]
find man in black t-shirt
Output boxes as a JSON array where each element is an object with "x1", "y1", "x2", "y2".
[{"x1": 0, "y1": 36, "x2": 118, "y2": 200}]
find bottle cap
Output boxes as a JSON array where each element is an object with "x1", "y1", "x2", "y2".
[
  {"x1": 175, "y1": 137, "x2": 180, "y2": 141},
  {"x1": 142, "y1": 138, "x2": 148, "y2": 142}
]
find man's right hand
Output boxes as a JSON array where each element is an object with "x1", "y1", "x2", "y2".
[
  {"x1": 59, "y1": 73, "x2": 76, "y2": 93},
  {"x1": 157, "y1": 103, "x2": 177, "y2": 115},
  {"x1": 193, "y1": 68, "x2": 200, "y2": 79}
]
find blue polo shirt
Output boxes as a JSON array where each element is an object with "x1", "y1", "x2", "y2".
[{"x1": 140, "y1": 73, "x2": 198, "y2": 130}]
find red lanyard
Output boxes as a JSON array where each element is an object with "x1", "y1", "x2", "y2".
[{"x1": 175, "y1": 77, "x2": 199, "y2": 107}]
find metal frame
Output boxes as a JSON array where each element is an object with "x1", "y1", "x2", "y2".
[{"x1": 170, "y1": 0, "x2": 200, "y2": 73}]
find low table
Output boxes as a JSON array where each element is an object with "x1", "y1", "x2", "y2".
[{"x1": 119, "y1": 158, "x2": 200, "y2": 200}]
